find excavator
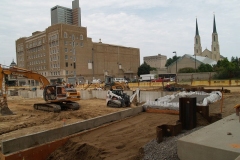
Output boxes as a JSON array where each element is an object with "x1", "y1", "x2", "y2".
[
  {"x1": 104, "y1": 76, "x2": 130, "y2": 90},
  {"x1": 0, "y1": 65, "x2": 80, "y2": 115}
]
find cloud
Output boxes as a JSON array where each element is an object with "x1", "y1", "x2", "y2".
[{"x1": 0, "y1": 0, "x2": 240, "y2": 66}]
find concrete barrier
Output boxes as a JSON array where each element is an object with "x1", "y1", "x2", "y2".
[
  {"x1": 92, "y1": 90, "x2": 108, "y2": 99},
  {"x1": 1, "y1": 106, "x2": 143, "y2": 154},
  {"x1": 177, "y1": 114, "x2": 240, "y2": 160},
  {"x1": 79, "y1": 90, "x2": 93, "y2": 99},
  {"x1": 17, "y1": 89, "x2": 174, "y2": 104}
]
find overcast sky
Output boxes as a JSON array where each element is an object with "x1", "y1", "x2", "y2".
[{"x1": 0, "y1": 0, "x2": 239, "y2": 66}]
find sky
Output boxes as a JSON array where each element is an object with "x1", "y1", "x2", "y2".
[{"x1": 0, "y1": 0, "x2": 240, "y2": 66}]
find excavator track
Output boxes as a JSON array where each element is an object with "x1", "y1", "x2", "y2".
[
  {"x1": 59, "y1": 102, "x2": 80, "y2": 110},
  {"x1": 33, "y1": 103, "x2": 61, "y2": 113},
  {"x1": 33, "y1": 102, "x2": 80, "y2": 112},
  {"x1": 107, "y1": 100, "x2": 122, "y2": 108}
]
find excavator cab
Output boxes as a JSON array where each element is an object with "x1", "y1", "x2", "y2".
[
  {"x1": 104, "y1": 76, "x2": 114, "y2": 90},
  {"x1": 104, "y1": 76, "x2": 130, "y2": 90},
  {"x1": 43, "y1": 85, "x2": 67, "y2": 101}
]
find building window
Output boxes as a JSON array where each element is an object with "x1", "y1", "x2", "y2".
[
  {"x1": 64, "y1": 32, "x2": 67, "y2": 38},
  {"x1": 72, "y1": 35, "x2": 75, "y2": 41},
  {"x1": 74, "y1": 62, "x2": 76, "y2": 69},
  {"x1": 66, "y1": 70, "x2": 68, "y2": 75},
  {"x1": 65, "y1": 55, "x2": 68, "y2": 60},
  {"x1": 214, "y1": 35, "x2": 215, "y2": 42},
  {"x1": 80, "y1": 34, "x2": 83, "y2": 40},
  {"x1": 65, "y1": 41, "x2": 67, "y2": 45},
  {"x1": 66, "y1": 62, "x2": 68, "y2": 67},
  {"x1": 80, "y1": 42, "x2": 83, "y2": 47},
  {"x1": 196, "y1": 38, "x2": 198, "y2": 44},
  {"x1": 214, "y1": 47, "x2": 216, "y2": 51},
  {"x1": 65, "y1": 48, "x2": 68, "y2": 53}
]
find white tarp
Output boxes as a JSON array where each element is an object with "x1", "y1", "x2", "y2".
[{"x1": 142, "y1": 91, "x2": 222, "y2": 110}]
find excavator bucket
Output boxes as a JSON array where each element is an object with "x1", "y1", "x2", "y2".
[{"x1": 0, "y1": 103, "x2": 13, "y2": 115}]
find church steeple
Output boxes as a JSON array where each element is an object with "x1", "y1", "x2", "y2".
[
  {"x1": 196, "y1": 18, "x2": 199, "y2": 36},
  {"x1": 211, "y1": 14, "x2": 220, "y2": 61},
  {"x1": 213, "y1": 15, "x2": 217, "y2": 33},
  {"x1": 194, "y1": 18, "x2": 202, "y2": 56}
]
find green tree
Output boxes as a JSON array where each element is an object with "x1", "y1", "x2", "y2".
[
  {"x1": 165, "y1": 55, "x2": 180, "y2": 67},
  {"x1": 198, "y1": 64, "x2": 213, "y2": 72},
  {"x1": 178, "y1": 67, "x2": 196, "y2": 73},
  {"x1": 213, "y1": 58, "x2": 240, "y2": 79},
  {"x1": 137, "y1": 62, "x2": 152, "y2": 76}
]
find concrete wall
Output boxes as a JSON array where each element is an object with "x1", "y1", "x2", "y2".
[
  {"x1": 80, "y1": 90, "x2": 94, "y2": 99},
  {"x1": 139, "y1": 91, "x2": 175, "y2": 102},
  {"x1": 177, "y1": 72, "x2": 216, "y2": 82},
  {"x1": 17, "y1": 89, "x2": 174, "y2": 103},
  {"x1": 1, "y1": 106, "x2": 143, "y2": 154}
]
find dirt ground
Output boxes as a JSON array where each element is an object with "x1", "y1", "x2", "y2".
[{"x1": 1, "y1": 87, "x2": 240, "y2": 159}]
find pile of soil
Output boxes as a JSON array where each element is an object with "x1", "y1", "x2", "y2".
[{"x1": 47, "y1": 141, "x2": 104, "y2": 160}]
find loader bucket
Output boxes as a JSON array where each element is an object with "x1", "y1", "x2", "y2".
[{"x1": 0, "y1": 103, "x2": 14, "y2": 115}]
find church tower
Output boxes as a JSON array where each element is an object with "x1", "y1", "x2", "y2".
[
  {"x1": 194, "y1": 18, "x2": 202, "y2": 56},
  {"x1": 211, "y1": 15, "x2": 220, "y2": 61}
]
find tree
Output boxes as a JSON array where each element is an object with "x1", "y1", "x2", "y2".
[
  {"x1": 213, "y1": 58, "x2": 240, "y2": 79},
  {"x1": 137, "y1": 62, "x2": 153, "y2": 76},
  {"x1": 178, "y1": 67, "x2": 195, "y2": 73},
  {"x1": 198, "y1": 64, "x2": 213, "y2": 72},
  {"x1": 165, "y1": 55, "x2": 180, "y2": 67}
]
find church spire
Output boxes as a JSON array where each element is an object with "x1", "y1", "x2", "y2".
[
  {"x1": 213, "y1": 15, "x2": 217, "y2": 33},
  {"x1": 194, "y1": 17, "x2": 202, "y2": 56},
  {"x1": 196, "y1": 18, "x2": 199, "y2": 36}
]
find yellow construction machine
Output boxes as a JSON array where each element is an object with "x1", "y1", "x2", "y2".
[
  {"x1": 104, "y1": 76, "x2": 130, "y2": 90},
  {"x1": 0, "y1": 65, "x2": 81, "y2": 115}
]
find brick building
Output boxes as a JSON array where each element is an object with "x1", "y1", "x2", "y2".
[{"x1": 15, "y1": 23, "x2": 140, "y2": 85}]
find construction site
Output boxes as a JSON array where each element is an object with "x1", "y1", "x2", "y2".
[{"x1": 0, "y1": 66, "x2": 240, "y2": 160}]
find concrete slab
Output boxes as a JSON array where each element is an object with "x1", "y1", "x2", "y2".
[{"x1": 177, "y1": 114, "x2": 240, "y2": 160}]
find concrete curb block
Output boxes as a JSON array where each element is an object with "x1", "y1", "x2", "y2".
[
  {"x1": 177, "y1": 114, "x2": 240, "y2": 160},
  {"x1": 2, "y1": 106, "x2": 143, "y2": 154}
]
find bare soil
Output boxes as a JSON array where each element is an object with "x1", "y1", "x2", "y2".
[{"x1": 1, "y1": 88, "x2": 240, "y2": 160}]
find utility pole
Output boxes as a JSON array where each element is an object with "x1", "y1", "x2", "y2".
[{"x1": 173, "y1": 51, "x2": 177, "y2": 83}]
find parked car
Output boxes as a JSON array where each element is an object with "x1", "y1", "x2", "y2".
[
  {"x1": 113, "y1": 78, "x2": 128, "y2": 83},
  {"x1": 170, "y1": 77, "x2": 175, "y2": 82}
]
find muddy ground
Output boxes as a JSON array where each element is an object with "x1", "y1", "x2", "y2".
[{"x1": 1, "y1": 88, "x2": 240, "y2": 159}]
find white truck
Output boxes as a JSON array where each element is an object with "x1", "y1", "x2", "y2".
[{"x1": 139, "y1": 74, "x2": 155, "y2": 82}]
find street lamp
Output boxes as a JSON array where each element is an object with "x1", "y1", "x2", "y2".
[{"x1": 173, "y1": 51, "x2": 177, "y2": 83}]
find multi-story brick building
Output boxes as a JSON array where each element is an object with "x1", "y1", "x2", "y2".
[{"x1": 15, "y1": 23, "x2": 140, "y2": 85}]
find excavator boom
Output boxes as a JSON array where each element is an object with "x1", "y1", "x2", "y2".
[{"x1": 0, "y1": 65, "x2": 80, "y2": 114}]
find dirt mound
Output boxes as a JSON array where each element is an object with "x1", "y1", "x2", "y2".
[{"x1": 47, "y1": 140, "x2": 104, "y2": 160}]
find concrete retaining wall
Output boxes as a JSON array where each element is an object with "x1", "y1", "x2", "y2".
[
  {"x1": 1, "y1": 106, "x2": 143, "y2": 154},
  {"x1": 92, "y1": 90, "x2": 108, "y2": 99},
  {"x1": 17, "y1": 89, "x2": 174, "y2": 103},
  {"x1": 80, "y1": 90, "x2": 93, "y2": 99},
  {"x1": 139, "y1": 91, "x2": 175, "y2": 102}
]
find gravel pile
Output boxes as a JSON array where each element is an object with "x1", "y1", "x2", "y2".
[{"x1": 142, "y1": 126, "x2": 203, "y2": 160}]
